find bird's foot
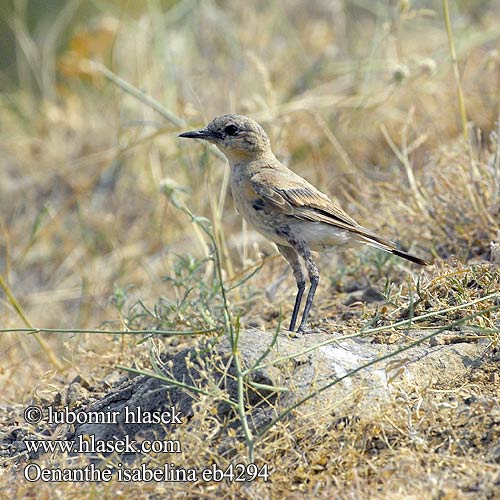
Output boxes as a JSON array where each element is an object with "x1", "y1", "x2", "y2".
[
  {"x1": 286, "y1": 329, "x2": 303, "y2": 339},
  {"x1": 296, "y1": 325, "x2": 316, "y2": 335}
]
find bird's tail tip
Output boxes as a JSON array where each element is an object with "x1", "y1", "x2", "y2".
[{"x1": 392, "y1": 249, "x2": 430, "y2": 266}]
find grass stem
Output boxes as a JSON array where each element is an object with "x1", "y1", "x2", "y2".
[{"x1": 442, "y1": 0, "x2": 468, "y2": 142}]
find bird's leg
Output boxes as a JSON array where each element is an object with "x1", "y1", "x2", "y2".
[
  {"x1": 295, "y1": 245, "x2": 319, "y2": 334},
  {"x1": 290, "y1": 283, "x2": 306, "y2": 332},
  {"x1": 277, "y1": 244, "x2": 306, "y2": 332}
]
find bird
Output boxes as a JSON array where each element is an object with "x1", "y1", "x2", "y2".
[{"x1": 179, "y1": 114, "x2": 429, "y2": 334}]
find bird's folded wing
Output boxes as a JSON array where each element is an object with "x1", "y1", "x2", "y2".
[{"x1": 250, "y1": 169, "x2": 396, "y2": 249}]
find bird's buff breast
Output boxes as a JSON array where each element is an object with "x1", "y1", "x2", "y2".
[{"x1": 230, "y1": 176, "x2": 286, "y2": 243}]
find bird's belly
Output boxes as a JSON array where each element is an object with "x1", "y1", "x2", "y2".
[
  {"x1": 236, "y1": 202, "x2": 290, "y2": 244},
  {"x1": 231, "y1": 195, "x2": 288, "y2": 245},
  {"x1": 288, "y1": 220, "x2": 355, "y2": 251}
]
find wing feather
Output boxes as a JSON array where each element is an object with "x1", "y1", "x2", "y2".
[
  {"x1": 250, "y1": 169, "x2": 397, "y2": 250},
  {"x1": 251, "y1": 170, "x2": 357, "y2": 224}
]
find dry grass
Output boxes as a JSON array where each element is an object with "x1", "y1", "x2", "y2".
[{"x1": 1, "y1": 0, "x2": 500, "y2": 498}]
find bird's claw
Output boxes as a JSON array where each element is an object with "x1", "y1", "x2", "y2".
[{"x1": 287, "y1": 329, "x2": 303, "y2": 339}]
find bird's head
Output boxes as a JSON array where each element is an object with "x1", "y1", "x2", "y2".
[{"x1": 179, "y1": 114, "x2": 272, "y2": 163}]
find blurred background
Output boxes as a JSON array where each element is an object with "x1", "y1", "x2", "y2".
[{"x1": 0, "y1": 0, "x2": 499, "y2": 393}]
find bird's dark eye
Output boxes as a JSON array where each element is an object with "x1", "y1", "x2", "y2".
[{"x1": 224, "y1": 124, "x2": 238, "y2": 136}]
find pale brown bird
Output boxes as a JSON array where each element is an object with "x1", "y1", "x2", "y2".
[{"x1": 180, "y1": 114, "x2": 428, "y2": 334}]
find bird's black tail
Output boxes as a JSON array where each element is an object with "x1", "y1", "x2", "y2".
[
  {"x1": 356, "y1": 231, "x2": 430, "y2": 266},
  {"x1": 392, "y1": 249, "x2": 429, "y2": 266}
]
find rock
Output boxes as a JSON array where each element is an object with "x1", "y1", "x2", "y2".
[
  {"x1": 490, "y1": 230, "x2": 500, "y2": 264},
  {"x1": 343, "y1": 286, "x2": 385, "y2": 305}
]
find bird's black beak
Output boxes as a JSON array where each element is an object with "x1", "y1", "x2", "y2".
[{"x1": 178, "y1": 129, "x2": 216, "y2": 140}]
